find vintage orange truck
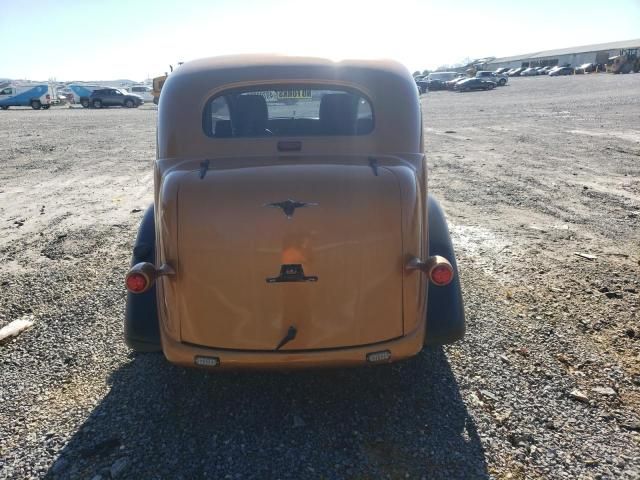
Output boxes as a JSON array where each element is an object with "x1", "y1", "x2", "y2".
[{"x1": 124, "y1": 55, "x2": 465, "y2": 369}]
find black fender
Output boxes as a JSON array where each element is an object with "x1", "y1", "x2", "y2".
[
  {"x1": 424, "y1": 194, "x2": 465, "y2": 345},
  {"x1": 124, "y1": 205, "x2": 162, "y2": 352}
]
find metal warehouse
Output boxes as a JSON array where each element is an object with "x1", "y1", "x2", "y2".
[{"x1": 487, "y1": 38, "x2": 640, "y2": 70}]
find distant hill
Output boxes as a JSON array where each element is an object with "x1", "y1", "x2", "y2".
[
  {"x1": 0, "y1": 78, "x2": 142, "y2": 86},
  {"x1": 64, "y1": 79, "x2": 137, "y2": 85}
]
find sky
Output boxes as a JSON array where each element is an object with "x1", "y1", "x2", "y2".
[{"x1": 1, "y1": 0, "x2": 639, "y2": 81}]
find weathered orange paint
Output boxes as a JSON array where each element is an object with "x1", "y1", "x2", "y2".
[{"x1": 152, "y1": 55, "x2": 430, "y2": 368}]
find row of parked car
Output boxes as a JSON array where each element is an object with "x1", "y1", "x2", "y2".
[
  {"x1": 415, "y1": 61, "x2": 606, "y2": 94},
  {"x1": 414, "y1": 71, "x2": 508, "y2": 93},
  {"x1": 496, "y1": 63, "x2": 599, "y2": 77},
  {"x1": 0, "y1": 83, "x2": 151, "y2": 110}
]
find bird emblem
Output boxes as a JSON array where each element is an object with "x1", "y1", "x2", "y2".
[{"x1": 264, "y1": 199, "x2": 318, "y2": 219}]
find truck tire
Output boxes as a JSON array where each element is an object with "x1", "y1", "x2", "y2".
[
  {"x1": 31, "y1": 100, "x2": 41, "y2": 110},
  {"x1": 80, "y1": 98, "x2": 90, "y2": 108},
  {"x1": 1, "y1": 106, "x2": 8, "y2": 110},
  {"x1": 42, "y1": 105, "x2": 51, "y2": 110},
  {"x1": 92, "y1": 99, "x2": 102, "y2": 109},
  {"x1": 124, "y1": 205, "x2": 161, "y2": 352},
  {"x1": 423, "y1": 195, "x2": 465, "y2": 345}
]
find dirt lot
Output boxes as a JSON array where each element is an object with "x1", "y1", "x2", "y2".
[{"x1": 0, "y1": 74, "x2": 639, "y2": 480}]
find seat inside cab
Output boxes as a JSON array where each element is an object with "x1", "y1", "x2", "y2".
[{"x1": 207, "y1": 88, "x2": 374, "y2": 138}]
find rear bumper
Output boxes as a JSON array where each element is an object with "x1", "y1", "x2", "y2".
[{"x1": 160, "y1": 321, "x2": 425, "y2": 370}]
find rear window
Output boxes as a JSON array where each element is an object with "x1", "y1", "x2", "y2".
[{"x1": 203, "y1": 86, "x2": 373, "y2": 138}]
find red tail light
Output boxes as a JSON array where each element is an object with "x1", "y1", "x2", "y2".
[
  {"x1": 126, "y1": 272, "x2": 149, "y2": 293},
  {"x1": 406, "y1": 255, "x2": 454, "y2": 286},
  {"x1": 125, "y1": 262, "x2": 175, "y2": 294},
  {"x1": 430, "y1": 263, "x2": 454, "y2": 286}
]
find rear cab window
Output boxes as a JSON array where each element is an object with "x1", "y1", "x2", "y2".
[{"x1": 203, "y1": 86, "x2": 374, "y2": 138}]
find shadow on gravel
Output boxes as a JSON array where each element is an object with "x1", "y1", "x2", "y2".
[{"x1": 47, "y1": 347, "x2": 487, "y2": 479}]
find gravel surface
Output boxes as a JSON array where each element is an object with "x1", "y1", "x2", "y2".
[{"x1": 0, "y1": 74, "x2": 639, "y2": 479}]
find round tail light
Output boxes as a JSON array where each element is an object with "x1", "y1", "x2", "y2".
[
  {"x1": 125, "y1": 262, "x2": 174, "y2": 294},
  {"x1": 406, "y1": 255, "x2": 455, "y2": 286},
  {"x1": 126, "y1": 272, "x2": 149, "y2": 293},
  {"x1": 430, "y1": 263, "x2": 454, "y2": 286}
]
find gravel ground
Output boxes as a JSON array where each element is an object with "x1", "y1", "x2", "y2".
[{"x1": 0, "y1": 73, "x2": 639, "y2": 480}]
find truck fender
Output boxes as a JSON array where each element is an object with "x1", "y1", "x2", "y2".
[
  {"x1": 124, "y1": 205, "x2": 162, "y2": 352},
  {"x1": 424, "y1": 194, "x2": 465, "y2": 345}
]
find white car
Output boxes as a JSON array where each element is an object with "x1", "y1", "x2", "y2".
[
  {"x1": 127, "y1": 85, "x2": 153, "y2": 102},
  {"x1": 521, "y1": 67, "x2": 539, "y2": 76}
]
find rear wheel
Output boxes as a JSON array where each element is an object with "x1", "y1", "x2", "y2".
[
  {"x1": 124, "y1": 99, "x2": 134, "y2": 108},
  {"x1": 92, "y1": 99, "x2": 102, "y2": 109},
  {"x1": 498, "y1": 78, "x2": 506, "y2": 86},
  {"x1": 80, "y1": 98, "x2": 90, "y2": 108},
  {"x1": 42, "y1": 105, "x2": 50, "y2": 110},
  {"x1": 31, "y1": 100, "x2": 41, "y2": 110}
]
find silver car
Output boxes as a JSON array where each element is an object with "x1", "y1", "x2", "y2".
[
  {"x1": 476, "y1": 70, "x2": 508, "y2": 86},
  {"x1": 521, "y1": 67, "x2": 539, "y2": 76}
]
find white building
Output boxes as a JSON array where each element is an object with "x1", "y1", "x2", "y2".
[{"x1": 486, "y1": 38, "x2": 640, "y2": 70}]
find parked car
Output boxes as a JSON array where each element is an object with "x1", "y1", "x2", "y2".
[
  {"x1": 494, "y1": 67, "x2": 509, "y2": 74},
  {"x1": 445, "y1": 75, "x2": 468, "y2": 90},
  {"x1": 426, "y1": 79, "x2": 447, "y2": 91},
  {"x1": 414, "y1": 75, "x2": 429, "y2": 94},
  {"x1": 426, "y1": 72, "x2": 460, "y2": 91},
  {"x1": 521, "y1": 67, "x2": 539, "y2": 76},
  {"x1": 548, "y1": 66, "x2": 574, "y2": 76},
  {"x1": 123, "y1": 55, "x2": 465, "y2": 369},
  {"x1": 127, "y1": 84, "x2": 154, "y2": 102},
  {"x1": 454, "y1": 78, "x2": 497, "y2": 92},
  {"x1": 538, "y1": 66, "x2": 553, "y2": 74},
  {"x1": 574, "y1": 63, "x2": 595, "y2": 74},
  {"x1": 0, "y1": 84, "x2": 53, "y2": 110},
  {"x1": 476, "y1": 70, "x2": 508, "y2": 86},
  {"x1": 68, "y1": 84, "x2": 100, "y2": 107},
  {"x1": 508, "y1": 67, "x2": 525, "y2": 77},
  {"x1": 89, "y1": 88, "x2": 144, "y2": 108},
  {"x1": 55, "y1": 92, "x2": 73, "y2": 104}
]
